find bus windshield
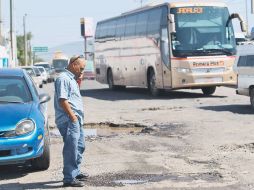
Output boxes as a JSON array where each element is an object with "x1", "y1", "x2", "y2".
[
  {"x1": 170, "y1": 6, "x2": 236, "y2": 57},
  {"x1": 52, "y1": 59, "x2": 68, "y2": 72}
]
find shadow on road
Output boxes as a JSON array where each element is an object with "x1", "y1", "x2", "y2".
[
  {"x1": 81, "y1": 88, "x2": 226, "y2": 101},
  {"x1": 0, "y1": 165, "x2": 62, "y2": 189},
  {"x1": 199, "y1": 104, "x2": 254, "y2": 115},
  {"x1": 0, "y1": 165, "x2": 30, "y2": 180},
  {"x1": 0, "y1": 181, "x2": 63, "y2": 189}
]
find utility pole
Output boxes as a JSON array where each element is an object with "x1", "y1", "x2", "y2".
[
  {"x1": 0, "y1": 0, "x2": 2, "y2": 45},
  {"x1": 23, "y1": 14, "x2": 27, "y2": 66},
  {"x1": 10, "y1": 0, "x2": 14, "y2": 64},
  {"x1": 246, "y1": 0, "x2": 249, "y2": 35},
  {"x1": 252, "y1": 0, "x2": 254, "y2": 14}
]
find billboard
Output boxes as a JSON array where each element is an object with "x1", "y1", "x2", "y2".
[{"x1": 80, "y1": 17, "x2": 94, "y2": 37}]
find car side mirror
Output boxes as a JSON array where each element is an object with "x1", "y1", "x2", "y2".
[{"x1": 39, "y1": 93, "x2": 51, "y2": 104}]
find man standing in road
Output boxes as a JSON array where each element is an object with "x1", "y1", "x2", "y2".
[{"x1": 54, "y1": 55, "x2": 88, "y2": 187}]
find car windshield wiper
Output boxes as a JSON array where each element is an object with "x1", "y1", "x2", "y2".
[{"x1": 0, "y1": 100, "x2": 24, "y2": 104}]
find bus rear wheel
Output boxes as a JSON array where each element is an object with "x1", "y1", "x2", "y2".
[
  {"x1": 148, "y1": 69, "x2": 159, "y2": 96},
  {"x1": 250, "y1": 88, "x2": 254, "y2": 109},
  {"x1": 201, "y1": 86, "x2": 216, "y2": 95}
]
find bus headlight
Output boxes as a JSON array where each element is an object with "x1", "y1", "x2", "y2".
[
  {"x1": 16, "y1": 120, "x2": 35, "y2": 135},
  {"x1": 177, "y1": 68, "x2": 191, "y2": 73}
]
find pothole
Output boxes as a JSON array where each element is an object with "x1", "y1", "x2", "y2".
[
  {"x1": 50, "y1": 122, "x2": 145, "y2": 140},
  {"x1": 85, "y1": 171, "x2": 223, "y2": 187},
  {"x1": 141, "y1": 123, "x2": 187, "y2": 138},
  {"x1": 219, "y1": 142, "x2": 254, "y2": 153},
  {"x1": 50, "y1": 122, "x2": 187, "y2": 140}
]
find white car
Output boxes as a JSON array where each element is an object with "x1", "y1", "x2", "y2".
[
  {"x1": 20, "y1": 66, "x2": 44, "y2": 88},
  {"x1": 34, "y1": 62, "x2": 55, "y2": 82},
  {"x1": 234, "y1": 54, "x2": 254, "y2": 109},
  {"x1": 34, "y1": 66, "x2": 49, "y2": 84}
]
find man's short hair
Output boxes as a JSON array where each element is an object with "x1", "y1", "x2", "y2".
[{"x1": 69, "y1": 55, "x2": 85, "y2": 65}]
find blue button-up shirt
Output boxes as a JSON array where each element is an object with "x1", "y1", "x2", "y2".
[{"x1": 54, "y1": 69, "x2": 84, "y2": 126}]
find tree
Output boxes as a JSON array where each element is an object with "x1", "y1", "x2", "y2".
[
  {"x1": 16, "y1": 32, "x2": 44, "y2": 66},
  {"x1": 16, "y1": 34, "x2": 25, "y2": 65}
]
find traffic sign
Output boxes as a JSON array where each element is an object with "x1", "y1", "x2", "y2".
[{"x1": 32, "y1": 46, "x2": 48, "y2": 52}]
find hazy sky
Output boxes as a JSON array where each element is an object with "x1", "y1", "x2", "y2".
[{"x1": 1, "y1": 0, "x2": 254, "y2": 48}]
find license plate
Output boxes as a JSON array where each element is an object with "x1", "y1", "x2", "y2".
[{"x1": 195, "y1": 77, "x2": 222, "y2": 83}]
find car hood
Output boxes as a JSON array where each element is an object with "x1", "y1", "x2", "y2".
[{"x1": 0, "y1": 103, "x2": 33, "y2": 132}]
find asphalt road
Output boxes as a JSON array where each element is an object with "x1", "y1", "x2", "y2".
[{"x1": 1, "y1": 80, "x2": 254, "y2": 190}]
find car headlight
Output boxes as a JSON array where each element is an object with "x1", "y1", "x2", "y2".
[
  {"x1": 177, "y1": 68, "x2": 191, "y2": 73},
  {"x1": 16, "y1": 120, "x2": 35, "y2": 135}
]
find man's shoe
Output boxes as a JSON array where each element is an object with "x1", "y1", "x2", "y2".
[
  {"x1": 63, "y1": 179, "x2": 85, "y2": 187},
  {"x1": 76, "y1": 172, "x2": 89, "y2": 181}
]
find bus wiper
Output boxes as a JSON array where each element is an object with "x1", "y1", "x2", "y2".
[{"x1": 200, "y1": 48, "x2": 233, "y2": 55}]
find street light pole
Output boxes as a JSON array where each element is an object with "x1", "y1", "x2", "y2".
[{"x1": 23, "y1": 14, "x2": 27, "y2": 66}]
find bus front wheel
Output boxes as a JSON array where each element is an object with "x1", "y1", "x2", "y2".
[
  {"x1": 201, "y1": 86, "x2": 216, "y2": 95},
  {"x1": 148, "y1": 69, "x2": 159, "y2": 96}
]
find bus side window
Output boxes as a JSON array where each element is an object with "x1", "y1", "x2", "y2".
[
  {"x1": 105, "y1": 20, "x2": 117, "y2": 39},
  {"x1": 116, "y1": 17, "x2": 126, "y2": 39},
  {"x1": 95, "y1": 23, "x2": 101, "y2": 39},
  {"x1": 100, "y1": 23, "x2": 107, "y2": 39},
  {"x1": 161, "y1": 27, "x2": 170, "y2": 68},
  {"x1": 147, "y1": 8, "x2": 162, "y2": 38},
  {"x1": 125, "y1": 14, "x2": 137, "y2": 37},
  {"x1": 136, "y1": 12, "x2": 148, "y2": 37}
]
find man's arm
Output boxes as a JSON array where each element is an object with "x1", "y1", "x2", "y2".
[{"x1": 59, "y1": 98, "x2": 78, "y2": 122}]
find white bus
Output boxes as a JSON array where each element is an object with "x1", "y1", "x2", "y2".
[
  {"x1": 52, "y1": 51, "x2": 69, "y2": 73},
  {"x1": 94, "y1": 2, "x2": 246, "y2": 96}
]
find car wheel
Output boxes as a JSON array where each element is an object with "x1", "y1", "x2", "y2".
[
  {"x1": 31, "y1": 127, "x2": 50, "y2": 170},
  {"x1": 148, "y1": 69, "x2": 159, "y2": 96},
  {"x1": 201, "y1": 86, "x2": 216, "y2": 95},
  {"x1": 250, "y1": 88, "x2": 254, "y2": 109}
]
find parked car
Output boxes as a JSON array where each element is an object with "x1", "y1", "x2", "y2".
[
  {"x1": 21, "y1": 66, "x2": 44, "y2": 88},
  {"x1": 234, "y1": 54, "x2": 254, "y2": 109},
  {"x1": 235, "y1": 32, "x2": 248, "y2": 45},
  {"x1": 34, "y1": 62, "x2": 55, "y2": 82},
  {"x1": 0, "y1": 68, "x2": 51, "y2": 170},
  {"x1": 34, "y1": 66, "x2": 49, "y2": 84},
  {"x1": 83, "y1": 60, "x2": 95, "y2": 80}
]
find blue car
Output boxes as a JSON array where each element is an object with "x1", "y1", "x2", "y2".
[{"x1": 0, "y1": 68, "x2": 51, "y2": 170}]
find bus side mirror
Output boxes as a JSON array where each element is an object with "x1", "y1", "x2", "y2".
[
  {"x1": 227, "y1": 13, "x2": 247, "y2": 32},
  {"x1": 168, "y1": 14, "x2": 176, "y2": 33},
  {"x1": 240, "y1": 21, "x2": 247, "y2": 32}
]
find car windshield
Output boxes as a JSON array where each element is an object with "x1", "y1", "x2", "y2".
[
  {"x1": 0, "y1": 77, "x2": 32, "y2": 103},
  {"x1": 35, "y1": 64, "x2": 51, "y2": 71},
  {"x1": 23, "y1": 68, "x2": 35, "y2": 76},
  {"x1": 38, "y1": 67, "x2": 45, "y2": 73},
  {"x1": 33, "y1": 67, "x2": 41, "y2": 75}
]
